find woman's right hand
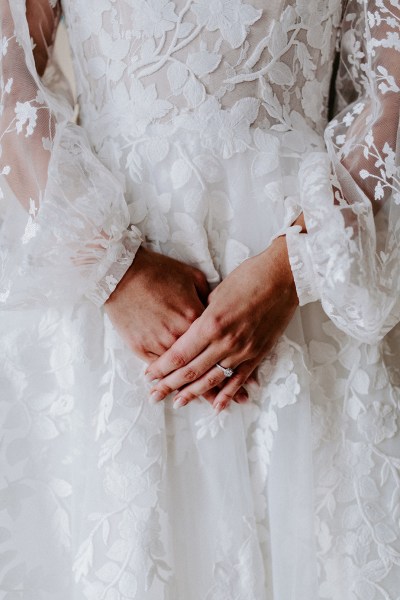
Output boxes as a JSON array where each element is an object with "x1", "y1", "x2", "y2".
[
  {"x1": 104, "y1": 246, "x2": 210, "y2": 362},
  {"x1": 104, "y1": 246, "x2": 252, "y2": 406}
]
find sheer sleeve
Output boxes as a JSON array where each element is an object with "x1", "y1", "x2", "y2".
[
  {"x1": 0, "y1": 0, "x2": 142, "y2": 309},
  {"x1": 285, "y1": 0, "x2": 400, "y2": 344}
]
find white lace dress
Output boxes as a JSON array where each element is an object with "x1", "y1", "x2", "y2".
[{"x1": 1, "y1": 0, "x2": 400, "y2": 598}]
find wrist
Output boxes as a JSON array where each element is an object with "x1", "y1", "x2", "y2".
[
  {"x1": 105, "y1": 244, "x2": 149, "y2": 306},
  {"x1": 292, "y1": 213, "x2": 307, "y2": 233},
  {"x1": 257, "y1": 236, "x2": 299, "y2": 307}
]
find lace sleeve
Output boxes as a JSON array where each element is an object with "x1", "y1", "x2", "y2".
[
  {"x1": 285, "y1": 0, "x2": 400, "y2": 343},
  {"x1": 0, "y1": 0, "x2": 142, "y2": 309}
]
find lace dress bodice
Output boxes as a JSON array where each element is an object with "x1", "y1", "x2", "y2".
[
  {"x1": 0, "y1": 0, "x2": 398, "y2": 342},
  {"x1": 2, "y1": 0, "x2": 399, "y2": 342},
  {"x1": 63, "y1": 0, "x2": 340, "y2": 134},
  {"x1": 45, "y1": 0, "x2": 342, "y2": 295}
]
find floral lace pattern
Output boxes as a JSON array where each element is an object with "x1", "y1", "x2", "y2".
[
  {"x1": 1, "y1": 0, "x2": 400, "y2": 598},
  {"x1": 286, "y1": 0, "x2": 400, "y2": 343},
  {"x1": 66, "y1": 0, "x2": 341, "y2": 133},
  {"x1": 0, "y1": 1, "x2": 143, "y2": 308}
]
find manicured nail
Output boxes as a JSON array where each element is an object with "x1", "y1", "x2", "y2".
[
  {"x1": 145, "y1": 373, "x2": 158, "y2": 383},
  {"x1": 173, "y1": 397, "x2": 187, "y2": 409},
  {"x1": 214, "y1": 402, "x2": 226, "y2": 414},
  {"x1": 236, "y1": 391, "x2": 248, "y2": 404},
  {"x1": 149, "y1": 390, "x2": 164, "y2": 404}
]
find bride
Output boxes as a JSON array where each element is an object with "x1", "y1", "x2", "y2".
[{"x1": 1, "y1": 0, "x2": 400, "y2": 598}]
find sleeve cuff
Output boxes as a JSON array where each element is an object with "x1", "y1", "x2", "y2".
[
  {"x1": 84, "y1": 227, "x2": 143, "y2": 306},
  {"x1": 285, "y1": 225, "x2": 320, "y2": 306}
]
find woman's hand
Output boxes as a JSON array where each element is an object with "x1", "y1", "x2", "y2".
[
  {"x1": 145, "y1": 236, "x2": 299, "y2": 412},
  {"x1": 105, "y1": 246, "x2": 252, "y2": 406},
  {"x1": 104, "y1": 246, "x2": 210, "y2": 362}
]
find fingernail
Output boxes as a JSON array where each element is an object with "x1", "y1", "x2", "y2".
[
  {"x1": 173, "y1": 397, "x2": 187, "y2": 409},
  {"x1": 236, "y1": 392, "x2": 248, "y2": 404},
  {"x1": 149, "y1": 390, "x2": 164, "y2": 404},
  {"x1": 145, "y1": 373, "x2": 158, "y2": 383},
  {"x1": 214, "y1": 402, "x2": 226, "y2": 414}
]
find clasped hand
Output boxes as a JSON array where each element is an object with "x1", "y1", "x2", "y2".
[{"x1": 105, "y1": 238, "x2": 298, "y2": 413}]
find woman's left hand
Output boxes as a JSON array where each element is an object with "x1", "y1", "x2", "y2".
[{"x1": 146, "y1": 235, "x2": 299, "y2": 412}]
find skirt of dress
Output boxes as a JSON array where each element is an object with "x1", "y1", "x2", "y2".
[
  {"x1": 1, "y1": 298, "x2": 400, "y2": 600},
  {"x1": 1, "y1": 125, "x2": 400, "y2": 600}
]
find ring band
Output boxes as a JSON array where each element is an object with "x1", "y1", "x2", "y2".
[{"x1": 216, "y1": 363, "x2": 235, "y2": 378}]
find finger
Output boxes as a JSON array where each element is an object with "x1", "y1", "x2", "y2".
[
  {"x1": 202, "y1": 387, "x2": 248, "y2": 406},
  {"x1": 144, "y1": 351, "x2": 159, "y2": 363},
  {"x1": 212, "y1": 358, "x2": 261, "y2": 413},
  {"x1": 186, "y1": 292, "x2": 208, "y2": 321},
  {"x1": 167, "y1": 365, "x2": 228, "y2": 406},
  {"x1": 198, "y1": 387, "x2": 247, "y2": 407},
  {"x1": 202, "y1": 389, "x2": 219, "y2": 406},
  {"x1": 143, "y1": 339, "x2": 170, "y2": 358},
  {"x1": 145, "y1": 317, "x2": 211, "y2": 381},
  {"x1": 171, "y1": 384, "x2": 218, "y2": 409},
  {"x1": 128, "y1": 342, "x2": 159, "y2": 363},
  {"x1": 244, "y1": 366, "x2": 260, "y2": 388},
  {"x1": 192, "y1": 273, "x2": 210, "y2": 306},
  {"x1": 214, "y1": 323, "x2": 287, "y2": 408},
  {"x1": 149, "y1": 343, "x2": 251, "y2": 401},
  {"x1": 167, "y1": 314, "x2": 197, "y2": 339},
  {"x1": 159, "y1": 329, "x2": 181, "y2": 351},
  {"x1": 148, "y1": 346, "x2": 235, "y2": 400},
  {"x1": 171, "y1": 366, "x2": 249, "y2": 408},
  {"x1": 172, "y1": 382, "x2": 249, "y2": 409},
  {"x1": 235, "y1": 387, "x2": 249, "y2": 403},
  {"x1": 173, "y1": 370, "x2": 249, "y2": 406},
  {"x1": 141, "y1": 318, "x2": 194, "y2": 364}
]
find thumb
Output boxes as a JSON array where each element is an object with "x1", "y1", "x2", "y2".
[{"x1": 193, "y1": 271, "x2": 210, "y2": 306}]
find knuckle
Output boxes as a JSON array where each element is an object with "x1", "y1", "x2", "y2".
[
  {"x1": 207, "y1": 374, "x2": 220, "y2": 387},
  {"x1": 169, "y1": 329, "x2": 181, "y2": 341},
  {"x1": 157, "y1": 383, "x2": 172, "y2": 397},
  {"x1": 225, "y1": 329, "x2": 240, "y2": 349},
  {"x1": 231, "y1": 372, "x2": 245, "y2": 385},
  {"x1": 155, "y1": 342, "x2": 168, "y2": 355},
  {"x1": 183, "y1": 368, "x2": 198, "y2": 382},
  {"x1": 128, "y1": 338, "x2": 142, "y2": 355},
  {"x1": 242, "y1": 340, "x2": 259, "y2": 359},
  {"x1": 149, "y1": 369, "x2": 162, "y2": 380},
  {"x1": 219, "y1": 391, "x2": 234, "y2": 403},
  {"x1": 170, "y1": 351, "x2": 186, "y2": 369},
  {"x1": 146, "y1": 362, "x2": 161, "y2": 378},
  {"x1": 193, "y1": 267, "x2": 205, "y2": 282},
  {"x1": 181, "y1": 394, "x2": 194, "y2": 405},
  {"x1": 243, "y1": 348, "x2": 257, "y2": 362},
  {"x1": 205, "y1": 314, "x2": 223, "y2": 337},
  {"x1": 184, "y1": 307, "x2": 200, "y2": 324}
]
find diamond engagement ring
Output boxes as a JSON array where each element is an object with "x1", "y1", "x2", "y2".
[{"x1": 216, "y1": 363, "x2": 235, "y2": 378}]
